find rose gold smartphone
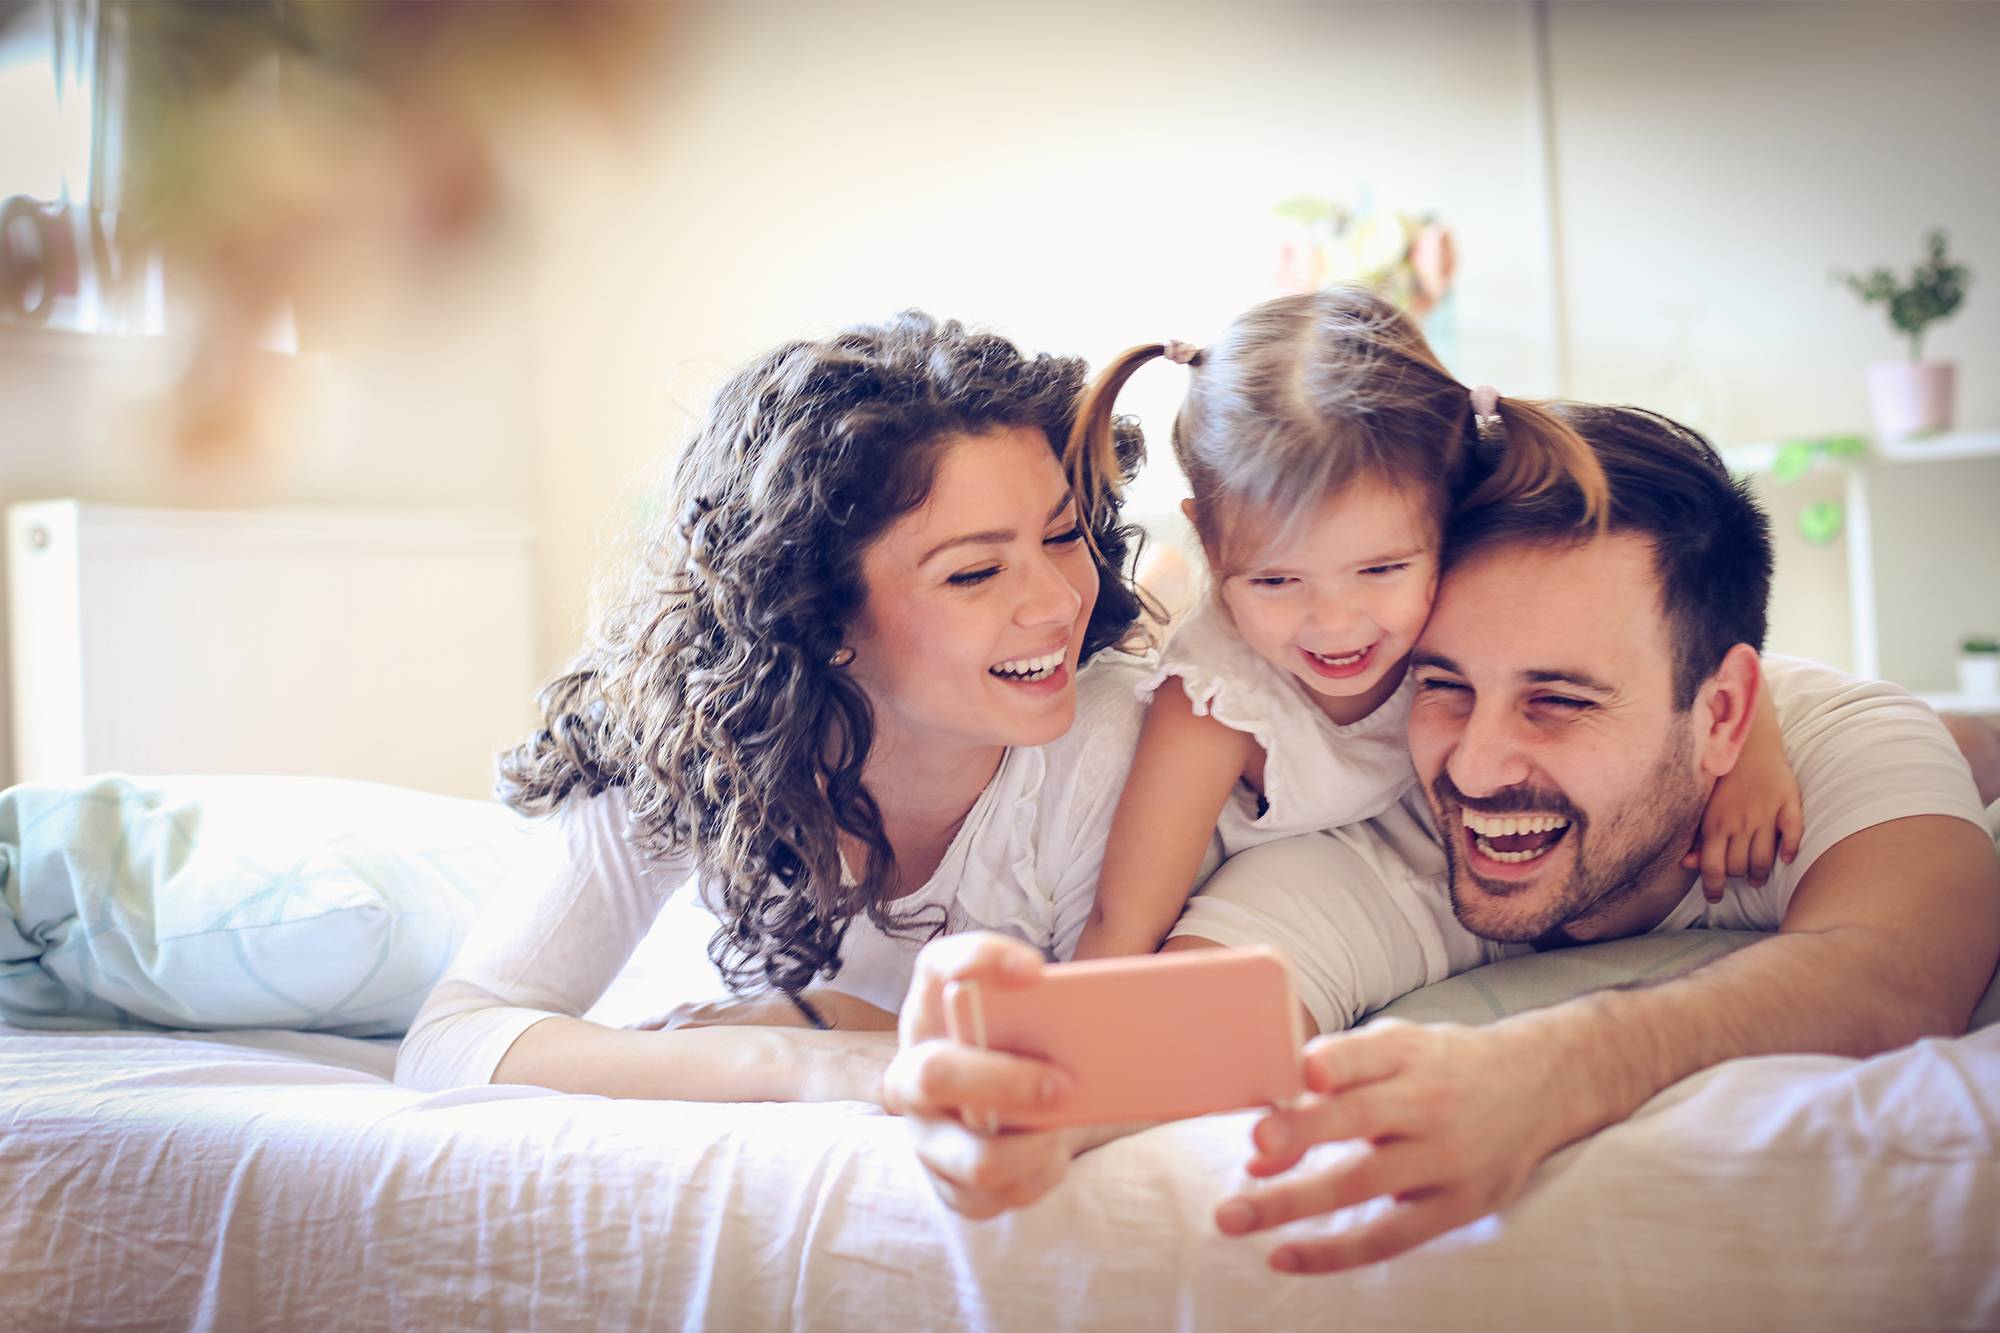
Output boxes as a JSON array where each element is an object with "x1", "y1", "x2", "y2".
[{"x1": 943, "y1": 946, "x2": 1305, "y2": 1130}]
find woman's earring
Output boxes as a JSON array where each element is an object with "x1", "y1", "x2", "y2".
[{"x1": 828, "y1": 646, "x2": 856, "y2": 668}]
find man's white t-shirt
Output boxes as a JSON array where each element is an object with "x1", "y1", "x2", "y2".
[
  {"x1": 1170, "y1": 655, "x2": 1990, "y2": 1034},
  {"x1": 394, "y1": 653, "x2": 1152, "y2": 1092}
]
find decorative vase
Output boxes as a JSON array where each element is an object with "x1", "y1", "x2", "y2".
[
  {"x1": 1864, "y1": 360, "x2": 1955, "y2": 441},
  {"x1": 1958, "y1": 653, "x2": 2000, "y2": 701}
]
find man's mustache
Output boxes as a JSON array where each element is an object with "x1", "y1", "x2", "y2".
[{"x1": 1428, "y1": 769, "x2": 1587, "y2": 826}]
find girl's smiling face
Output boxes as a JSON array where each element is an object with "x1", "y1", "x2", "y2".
[
  {"x1": 845, "y1": 425, "x2": 1100, "y2": 758},
  {"x1": 1214, "y1": 475, "x2": 1439, "y2": 726}
]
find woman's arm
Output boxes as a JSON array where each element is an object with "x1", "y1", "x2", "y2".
[
  {"x1": 626, "y1": 988, "x2": 900, "y2": 1033},
  {"x1": 494, "y1": 1015, "x2": 896, "y2": 1103},
  {"x1": 394, "y1": 790, "x2": 902, "y2": 1104},
  {"x1": 1071, "y1": 677, "x2": 1260, "y2": 958}
]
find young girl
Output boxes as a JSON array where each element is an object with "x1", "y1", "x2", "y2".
[{"x1": 1071, "y1": 287, "x2": 1801, "y2": 959}]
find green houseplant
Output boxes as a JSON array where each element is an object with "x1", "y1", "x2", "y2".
[{"x1": 1832, "y1": 230, "x2": 1972, "y2": 441}]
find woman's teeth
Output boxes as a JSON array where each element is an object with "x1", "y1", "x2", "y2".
[
  {"x1": 1462, "y1": 811, "x2": 1572, "y2": 863},
  {"x1": 990, "y1": 648, "x2": 1064, "y2": 682},
  {"x1": 1309, "y1": 647, "x2": 1367, "y2": 667}
]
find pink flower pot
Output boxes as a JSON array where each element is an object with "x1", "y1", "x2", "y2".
[{"x1": 1864, "y1": 361, "x2": 1955, "y2": 440}]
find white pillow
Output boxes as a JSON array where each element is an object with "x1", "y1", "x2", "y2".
[
  {"x1": 0, "y1": 774, "x2": 534, "y2": 1037},
  {"x1": 1368, "y1": 930, "x2": 1765, "y2": 1027}
]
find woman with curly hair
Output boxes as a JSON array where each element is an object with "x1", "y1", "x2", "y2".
[{"x1": 394, "y1": 312, "x2": 1155, "y2": 1101}]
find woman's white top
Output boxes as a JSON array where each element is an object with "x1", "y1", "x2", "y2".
[
  {"x1": 394, "y1": 653, "x2": 1152, "y2": 1091},
  {"x1": 1135, "y1": 595, "x2": 1416, "y2": 869}
]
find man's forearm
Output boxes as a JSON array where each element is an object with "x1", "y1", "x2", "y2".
[
  {"x1": 1508, "y1": 922, "x2": 1974, "y2": 1150},
  {"x1": 1515, "y1": 813, "x2": 2000, "y2": 1149}
]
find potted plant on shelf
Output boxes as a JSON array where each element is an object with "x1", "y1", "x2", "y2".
[
  {"x1": 1960, "y1": 636, "x2": 2000, "y2": 702},
  {"x1": 1832, "y1": 230, "x2": 1972, "y2": 441}
]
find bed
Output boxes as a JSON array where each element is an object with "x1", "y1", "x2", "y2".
[{"x1": 3, "y1": 776, "x2": 1998, "y2": 1330}]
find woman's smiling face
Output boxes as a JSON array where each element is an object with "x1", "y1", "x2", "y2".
[{"x1": 845, "y1": 425, "x2": 1100, "y2": 757}]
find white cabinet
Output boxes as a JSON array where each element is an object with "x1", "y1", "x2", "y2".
[{"x1": 5, "y1": 501, "x2": 540, "y2": 799}]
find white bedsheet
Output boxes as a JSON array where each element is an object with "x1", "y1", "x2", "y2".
[{"x1": 3, "y1": 1019, "x2": 1996, "y2": 1331}]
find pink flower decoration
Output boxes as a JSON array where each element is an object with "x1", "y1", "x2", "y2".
[{"x1": 1411, "y1": 223, "x2": 1455, "y2": 304}]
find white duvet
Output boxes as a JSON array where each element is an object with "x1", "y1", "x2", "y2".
[{"x1": 4, "y1": 1017, "x2": 1997, "y2": 1332}]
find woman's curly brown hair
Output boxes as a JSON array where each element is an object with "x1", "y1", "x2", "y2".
[{"x1": 498, "y1": 312, "x2": 1149, "y2": 997}]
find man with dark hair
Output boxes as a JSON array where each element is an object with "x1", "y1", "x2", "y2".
[
  {"x1": 1446, "y1": 404, "x2": 1774, "y2": 712},
  {"x1": 885, "y1": 404, "x2": 2000, "y2": 1269}
]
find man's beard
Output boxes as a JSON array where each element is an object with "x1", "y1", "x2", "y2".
[{"x1": 1428, "y1": 726, "x2": 1705, "y2": 945}]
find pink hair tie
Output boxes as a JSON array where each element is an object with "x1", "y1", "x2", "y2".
[
  {"x1": 1162, "y1": 340, "x2": 1200, "y2": 366},
  {"x1": 1470, "y1": 385, "x2": 1504, "y2": 443}
]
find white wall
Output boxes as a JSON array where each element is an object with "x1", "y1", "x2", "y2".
[
  {"x1": 5, "y1": 1, "x2": 1995, "y2": 788},
  {"x1": 525, "y1": 0, "x2": 1562, "y2": 650},
  {"x1": 1546, "y1": 1, "x2": 2000, "y2": 677},
  {"x1": 1549, "y1": 1, "x2": 2000, "y2": 440},
  {"x1": 527, "y1": 0, "x2": 1998, "y2": 691}
]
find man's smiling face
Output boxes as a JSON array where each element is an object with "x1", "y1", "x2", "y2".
[{"x1": 1406, "y1": 533, "x2": 1714, "y2": 944}]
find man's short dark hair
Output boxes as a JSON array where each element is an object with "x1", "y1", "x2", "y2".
[{"x1": 1443, "y1": 405, "x2": 1774, "y2": 711}]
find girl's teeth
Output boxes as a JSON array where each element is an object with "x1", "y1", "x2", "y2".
[{"x1": 1312, "y1": 648, "x2": 1365, "y2": 666}]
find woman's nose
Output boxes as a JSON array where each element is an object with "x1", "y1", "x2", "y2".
[{"x1": 1018, "y1": 550, "x2": 1084, "y2": 627}]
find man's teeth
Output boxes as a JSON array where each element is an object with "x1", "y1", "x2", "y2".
[
  {"x1": 1462, "y1": 812, "x2": 1571, "y2": 837},
  {"x1": 1462, "y1": 811, "x2": 1572, "y2": 864},
  {"x1": 1480, "y1": 846, "x2": 1546, "y2": 864},
  {"x1": 990, "y1": 649, "x2": 1064, "y2": 682},
  {"x1": 1309, "y1": 647, "x2": 1366, "y2": 667}
]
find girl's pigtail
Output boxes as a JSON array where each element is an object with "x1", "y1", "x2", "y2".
[
  {"x1": 1463, "y1": 397, "x2": 1611, "y2": 530},
  {"x1": 1065, "y1": 344, "x2": 1173, "y2": 567}
]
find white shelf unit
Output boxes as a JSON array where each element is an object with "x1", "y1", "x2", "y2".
[
  {"x1": 1916, "y1": 690, "x2": 2000, "y2": 714},
  {"x1": 1719, "y1": 429, "x2": 2000, "y2": 714}
]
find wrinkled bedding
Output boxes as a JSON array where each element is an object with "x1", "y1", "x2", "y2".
[{"x1": 4, "y1": 1016, "x2": 1996, "y2": 1331}]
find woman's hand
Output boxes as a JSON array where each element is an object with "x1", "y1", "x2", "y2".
[
  {"x1": 628, "y1": 988, "x2": 899, "y2": 1033},
  {"x1": 881, "y1": 932, "x2": 1088, "y2": 1217}
]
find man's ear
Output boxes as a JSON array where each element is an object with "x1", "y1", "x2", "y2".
[
  {"x1": 1694, "y1": 643, "x2": 1763, "y2": 779},
  {"x1": 1178, "y1": 497, "x2": 1198, "y2": 526}
]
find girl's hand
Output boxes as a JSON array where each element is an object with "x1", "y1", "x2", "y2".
[{"x1": 1681, "y1": 684, "x2": 1803, "y2": 900}]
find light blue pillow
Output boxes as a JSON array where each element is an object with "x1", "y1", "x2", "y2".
[{"x1": 0, "y1": 775, "x2": 532, "y2": 1037}]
